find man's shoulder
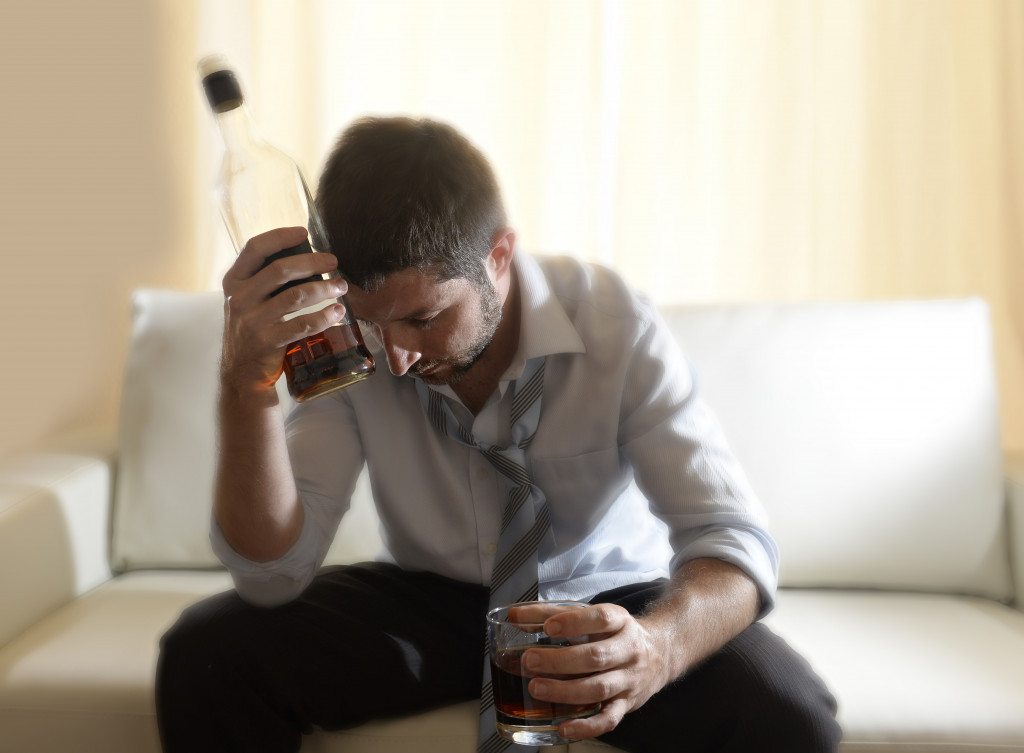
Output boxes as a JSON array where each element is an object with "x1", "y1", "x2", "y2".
[{"x1": 527, "y1": 253, "x2": 657, "y2": 330}]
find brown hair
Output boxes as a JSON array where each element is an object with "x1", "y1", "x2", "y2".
[{"x1": 315, "y1": 117, "x2": 507, "y2": 292}]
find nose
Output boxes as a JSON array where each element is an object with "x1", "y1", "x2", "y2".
[{"x1": 380, "y1": 332, "x2": 421, "y2": 377}]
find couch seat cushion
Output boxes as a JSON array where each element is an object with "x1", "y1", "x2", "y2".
[
  {"x1": 5, "y1": 573, "x2": 1022, "y2": 752},
  {"x1": 0, "y1": 571, "x2": 231, "y2": 753},
  {"x1": 765, "y1": 589, "x2": 1024, "y2": 752}
]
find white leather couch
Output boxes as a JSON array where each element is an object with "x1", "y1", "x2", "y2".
[{"x1": 2, "y1": 287, "x2": 1023, "y2": 753}]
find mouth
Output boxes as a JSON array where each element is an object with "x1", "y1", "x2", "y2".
[{"x1": 412, "y1": 361, "x2": 444, "y2": 378}]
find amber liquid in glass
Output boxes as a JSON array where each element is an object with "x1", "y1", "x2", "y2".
[{"x1": 491, "y1": 645, "x2": 598, "y2": 729}]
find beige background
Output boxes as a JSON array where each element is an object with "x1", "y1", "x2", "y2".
[
  {"x1": 0, "y1": 2, "x2": 199, "y2": 457},
  {"x1": 1, "y1": 0, "x2": 1022, "y2": 461}
]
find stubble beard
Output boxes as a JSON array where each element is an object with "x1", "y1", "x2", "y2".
[{"x1": 412, "y1": 280, "x2": 503, "y2": 386}]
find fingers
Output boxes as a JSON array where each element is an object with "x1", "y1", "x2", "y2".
[
  {"x1": 525, "y1": 637, "x2": 618, "y2": 677},
  {"x1": 506, "y1": 602, "x2": 574, "y2": 633},
  {"x1": 519, "y1": 603, "x2": 631, "y2": 679},
  {"x1": 508, "y1": 603, "x2": 566, "y2": 624},
  {"x1": 527, "y1": 655, "x2": 624, "y2": 704},
  {"x1": 262, "y1": 276, "x2": 348, "y2": 324},
  {"x1": 516, "y1": 602, "x2": 659, "y2": 740},
  {"x1": 525, "y1": 655, "x2": 634, "y2": 741},
  {"x1": 271, "y1": 302, "x2": 349, "y2": 349},
  {"x1": 223, "y1": 227, "x2": 342, "y2": 300},
  {"x1": 225, "y1": 226, "x2": 307, "y2": 286},
  {"x1": 544, "y1": 603, "x2": 629, "y2": 641},
  {"x1": 558, "y1": 698, "x2": 631, "y2": 740},
  {"x1": 225, "y1": 293, "x2": 348, "y2": 351}
]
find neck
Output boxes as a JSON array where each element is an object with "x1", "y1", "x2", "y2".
[{"x1": 452, "y1": 270, "x2": 521, "y2": 415}]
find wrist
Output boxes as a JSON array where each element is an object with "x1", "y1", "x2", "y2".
[
  {"x1": 640, "y1": 559, "x2": 760, "y2": 682},
  {"x1": 219, "y1": 367, "x2": 283, "y2": 411},
  {"x1": 638, "y1": 611, "x2": 693, "y2": 685}
]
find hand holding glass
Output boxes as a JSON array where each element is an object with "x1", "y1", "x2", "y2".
[{"x1": 487, "y1": 601, "x2": 601, "y2": 746}]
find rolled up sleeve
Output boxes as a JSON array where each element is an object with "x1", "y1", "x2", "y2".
[{"x1": 621, "y1": 308, "x2": 780, "y2": 616}]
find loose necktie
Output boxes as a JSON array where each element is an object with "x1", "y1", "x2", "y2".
[{"x1": 415, "y1": 357, "x2": 548, "y2": 753}]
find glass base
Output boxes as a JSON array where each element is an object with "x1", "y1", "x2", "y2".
[{"x1": 497, "y1": 722, "x2": 577, "y2": 747}]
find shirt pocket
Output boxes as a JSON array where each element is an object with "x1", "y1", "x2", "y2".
[{"x1": 530, "y1": 446, "x2": 631, "y2": 543}]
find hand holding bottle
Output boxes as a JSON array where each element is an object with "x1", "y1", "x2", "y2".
[{"x1": 220, "y1": 226, "x2": 351, "y2": 397}]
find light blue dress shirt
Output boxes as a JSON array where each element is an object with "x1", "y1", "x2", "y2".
[{"x1": 212, "y1": 252, "x2": 779, "y2": 612}]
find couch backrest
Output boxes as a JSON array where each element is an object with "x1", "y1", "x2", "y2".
[
  {"x1": 112, "y1": 290, "x2": 1012, "y2": 601},
  {"x1": 662, "y1": 299, "x2": 1010, "y2": 600}
]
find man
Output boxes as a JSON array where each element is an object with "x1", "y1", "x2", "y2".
[{"x1": 157, "y1": 117, "x2": 840, "y2": 752}]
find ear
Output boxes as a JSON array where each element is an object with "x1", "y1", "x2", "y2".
[{"x1": 485, "y1": 228, "x2": 516, "y2": 282}]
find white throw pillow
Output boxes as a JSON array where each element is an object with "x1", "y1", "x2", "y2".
[
  {"x1": 111, "y1": 289, "x2": 380, "y2": 571},
  {"x1": 112, "y1": 290, "x2": 225, "y2": 569}
]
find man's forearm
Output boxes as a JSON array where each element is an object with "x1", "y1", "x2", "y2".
[
  {"x1": 214, "y1": 384, "x2": 305, "y2": 563},
  {"x1": 640, "y1": 558, "x2": 761, "y2": 685}
]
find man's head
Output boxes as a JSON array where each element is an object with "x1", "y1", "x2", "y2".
[
  {"x1": 317, "y1": 117, "x2": 516, "y2": 384},
  {"x1": 316, "y1": 116, "x2": 508, "y2": 293}
]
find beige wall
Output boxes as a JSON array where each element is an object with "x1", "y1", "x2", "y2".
[{"x1": 0, "y1": 1, "x2": 200, "y2": 459}]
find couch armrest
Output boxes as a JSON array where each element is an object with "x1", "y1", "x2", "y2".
[
  {"x1": 0, "y1": 447, "x2": 113, "y2": 647},
  {"x1": 1006, "y1": 453, "x2": 1024, "y2": 611}
]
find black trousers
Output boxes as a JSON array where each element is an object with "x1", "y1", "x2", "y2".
[{"x1": 156, "y1": 563, "x2": 841, "y2": 753}]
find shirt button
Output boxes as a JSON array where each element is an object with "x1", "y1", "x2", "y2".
[{"x1": 485, "y1": 543, "x2": 497, "y2": 555}]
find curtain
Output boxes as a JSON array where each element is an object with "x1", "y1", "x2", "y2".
[{"x1": 193, "y1": 0, "x2": 1024, "y2": 450}]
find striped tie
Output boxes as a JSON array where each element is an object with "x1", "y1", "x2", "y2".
[{"x1": 415, "y1": 357, "x2": 548, "y2": 753}]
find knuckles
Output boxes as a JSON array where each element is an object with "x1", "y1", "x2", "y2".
[
  {"x1": 283, "y1": 284, "x2": 310, "y2": 310},
  {"x1": 589, "y1": 674, "x2": 616, "y2": 700},
  {"x1": 590, "y1": 603, "x2": 621, "y2": 626},
  {"x1": 585, "y1": 641, "x2": 613, "y2": 670},
  {"x1": 293, "y1": 317, "x2": 315, "y2": 338}
]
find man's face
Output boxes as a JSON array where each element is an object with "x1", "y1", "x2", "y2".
[{"x1": 346, "y1": 268, "x2": 503, "y2": 385}]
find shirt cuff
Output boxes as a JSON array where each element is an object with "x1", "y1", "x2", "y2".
[
  {"x1": 209, "y1": 506, "x2": 320, "y2": 607},
  {"x1": 670, "y1": 527, "x2": 780, "y2": 618}
]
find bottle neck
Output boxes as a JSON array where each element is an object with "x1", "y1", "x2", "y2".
[{"x1": 214, "y1": 103, "x2": 259, "y2": 153}]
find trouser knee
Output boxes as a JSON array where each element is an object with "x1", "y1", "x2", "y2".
[
  {"x1": 738, "y1": 672, "x2": 842, "y2": 751},
  {"x1": 709, "y1": 623, "x2": 842, "y2": 752},
  {"x1": 156, "y1": 590, "x2": 266, "y2": 744},
  {"x1": 600, "y1": 622, "x2": 841, "y2": 753},
  {"x1": 158, "y1": 590, "x2": 247, "y2": 690}
]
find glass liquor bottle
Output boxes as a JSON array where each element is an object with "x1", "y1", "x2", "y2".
[{"x1": 199, "y1": 55, "x2": 374, "y2": 401}]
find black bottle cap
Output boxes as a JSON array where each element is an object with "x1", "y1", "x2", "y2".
[{"x1": 198, "y1": 55, "x2": 244, "y2": 113}]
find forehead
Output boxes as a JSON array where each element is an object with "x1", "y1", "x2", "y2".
[{"x1": 346, "y1": 268, "x2": 474, "y2": 322}]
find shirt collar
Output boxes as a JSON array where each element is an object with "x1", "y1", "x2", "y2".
[
  {"x1": 430, "y1": 250, "x2": 587, "y2": 406},
  {"x1": 501, "y1": 250, "x2": 586, "y2": 381}
]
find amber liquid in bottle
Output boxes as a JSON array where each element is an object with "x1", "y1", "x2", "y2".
[
  {"x1": 260, "y1": 239, "x2": 374, "y2": 401},
  {"x1": 283, "y1": 323, "x2": 373, "y2": 400}
]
